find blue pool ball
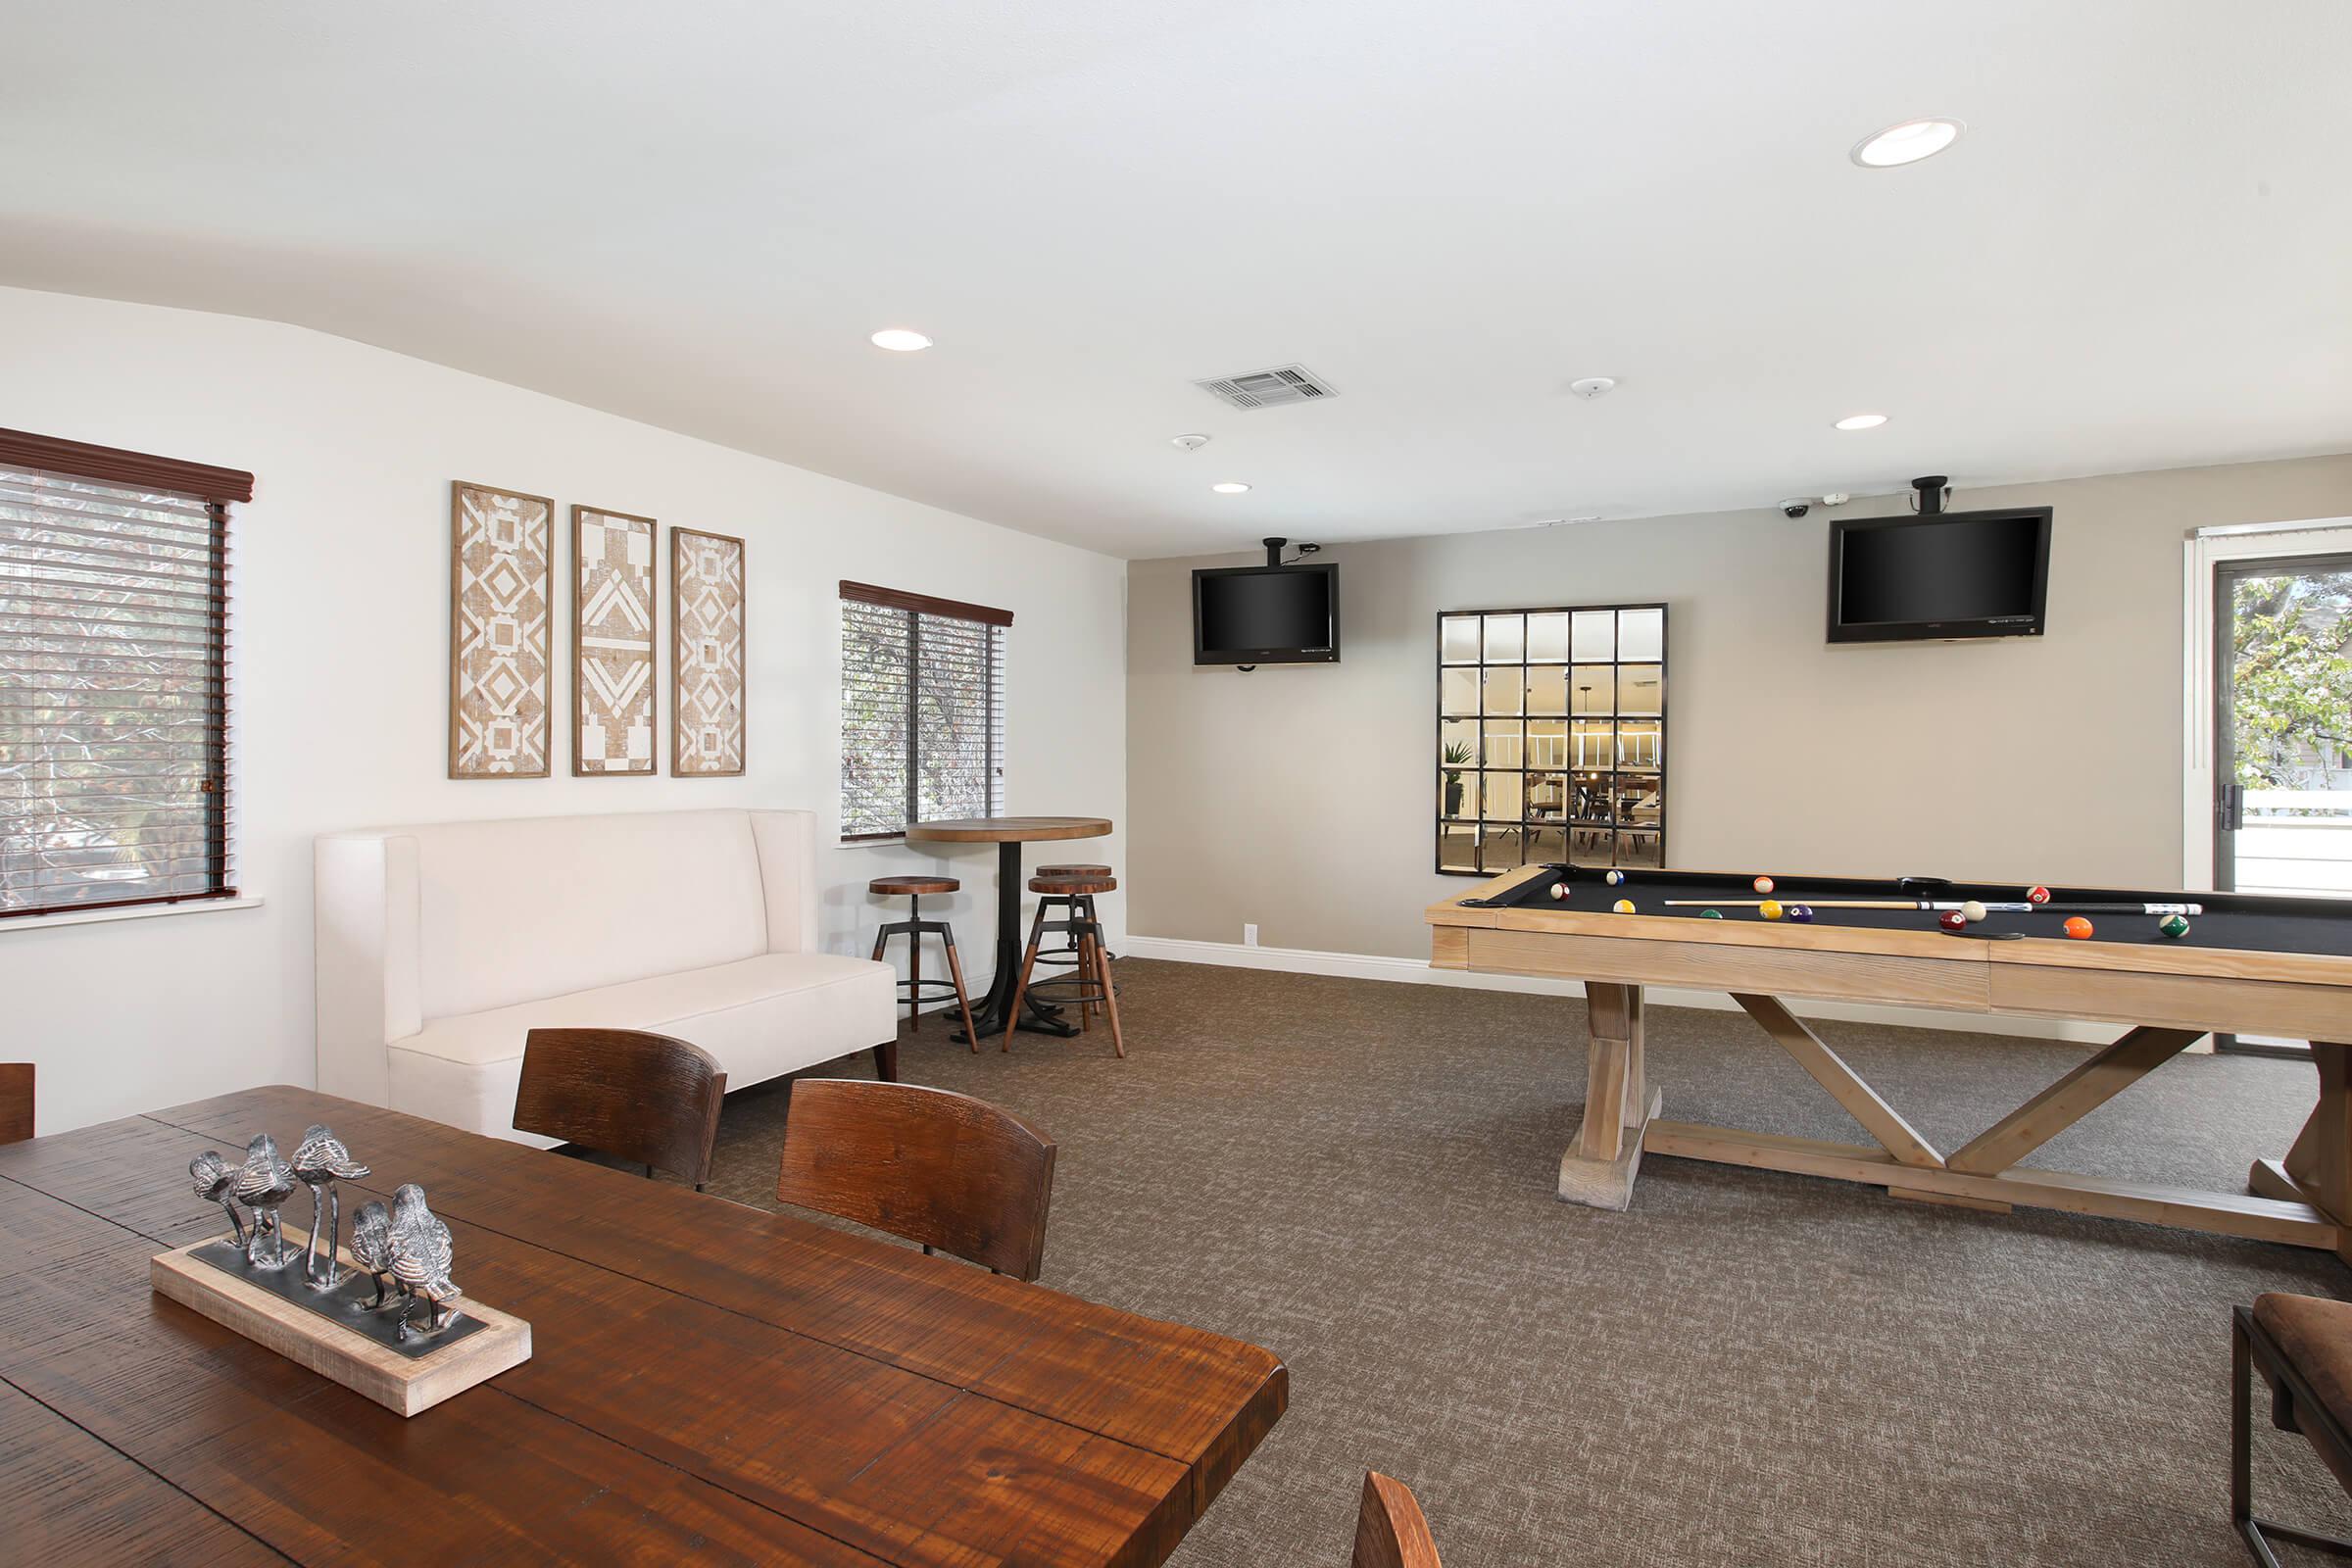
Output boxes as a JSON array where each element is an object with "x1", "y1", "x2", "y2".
[
  {"x1": 1787, "y1": 905, "x2": 1815, "y2": 923},
  {"x1": 1604, "y1": 869, "x2": 1626, "y2": 886}
]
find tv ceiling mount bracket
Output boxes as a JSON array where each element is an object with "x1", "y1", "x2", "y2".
[
  {"x1": 1906, "y1": 474, "x2": 1953, "y2": 514},
  {"x1": 1260, "y1": 536, "x2": 1322, "y2": 567}
]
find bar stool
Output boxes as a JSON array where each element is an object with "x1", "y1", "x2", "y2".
[
  {"x1": 867, "y1": 876, "x2": 979, "y2": 1052},
  {"x1": 1034, "y1": 861, "x2": 1117, "y2": 971},
  {"x1": 1005, "y1": 873, "x2": 1124, "y2": 1057}
]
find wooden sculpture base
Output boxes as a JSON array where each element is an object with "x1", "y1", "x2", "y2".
[{"x1": 151, "y1": 1225, "x2": 530, "y2": 1416}]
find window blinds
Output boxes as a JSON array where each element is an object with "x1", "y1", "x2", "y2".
[
  {"x1": 1, "y1": 458, "x2": 237, "y2": 916},
  {"x1": 839, "y1": 582, "x2": 1008, "y2": 839}
]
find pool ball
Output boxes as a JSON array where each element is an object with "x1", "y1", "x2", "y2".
[
  {"x1": 1758, "y1": 899, "x2": 1785, "y2": 920},
  {"x1": 1611, "y1": 899, "x2": 1636, "y2": 914},
  {"x1": 1960, "y1": 901, "x2": 1987, "y2": 924},
  {"x1": 1752, "y1": 876, "x2": 1775, "y2": 894},
  {"x1": 1938, "y1": 910, "x2": 1968, "y2": 932},
  {"x1": 2158, "y1": 913, "x2": 2191, "y2": 939},
  {"x1": 1699, "y1": 908, "x2": 1724, "y2": 919},
  {"x1": 1787, "y1": 905, "x2": 1815, "y2": 923},
  {"x1": 2063, "y1": 915, "x2": 2094, "y2": 940},
  {"x1": 2027, "y1": 885, "x2": 2052, "y2": 905},
  {"x1": 1604, "y1": 870, "x2": 1626, "y2": 886},
  {"x1": 1548, "y1": 881, "x2": 1571, "y2": 901}
]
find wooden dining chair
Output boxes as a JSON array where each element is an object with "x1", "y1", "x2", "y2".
[
  {"x1": 0, "y1": 1063, "x2": 31, "y2": 1145},
  {"x1": 774, "y1": 1080, "x2": 1056, "y2": 1281},
  {"x1": 1350, "y1": 1472, "x2": 1442, "y2": 1568},
  {"x1": 513, "y1": 1028, "x2": 726, "y2": 1191}
]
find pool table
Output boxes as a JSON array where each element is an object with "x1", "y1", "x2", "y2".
[{"x1": 1428, "y1": 862, "x2": 2352, "y2": 1255}]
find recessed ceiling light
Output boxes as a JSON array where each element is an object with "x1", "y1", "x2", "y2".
[
  {"x1": 869, "y1": 328, "x2": 933, "y2": 352},
  {"x1": 1850, "y1": 118, "x2": 1964, "y2": 169},
  {"x1": 1834, "y1": 413, "x2": 1889, "y2": 431},
  {"x1": 1211, "y1": 482, "x2": 1251, "y2": 494}
]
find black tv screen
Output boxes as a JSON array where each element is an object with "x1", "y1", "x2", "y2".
[
  {"x1": 1193, "y1": 564, "x2": 1340, "y2": 664},
  {"x1": 1828, "y1": 508, "x2": 2052, "y2": 642}
]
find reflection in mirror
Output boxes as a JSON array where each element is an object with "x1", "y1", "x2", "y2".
[
  {"x1": 1482, "y1": 771, "x2": 1524, "y2": 820},
  {"x1": 1617, "y1": 664, "x2": 1663, "y2": 715},
  {"x1": 1441, "y1": 667, "x2": 1480, "y2": 715},
  {"x1": 1441, "y1": 717, "x2": 1478, "y2": 764},
  {"x1": 1441, "y1": 615, "x2": 1481, "y2": 665},
  {"x1": 1617, "y1": 778, "x2": 1662, "y2": 828},
  {"x1": 1568, "y1": 826, "x2": 1615, "y2": 867},
  {"x1": 1481, "y1": 824, "x2": 1527, "y2": 872},
  {"x1": 1525, "y1": 771, "x2": 1567, "y2": 820},
  {"x1": 1524, "y1": 719, "x2": 1567, "y2": 769},
  {"x1": 1617, "y1": 719, "x2": 1662, "y2": 770},
  {"x1": 1483, "y1": 613, "x2": 1525, "y2": 664},
  {"x1": 1442, "y1": 770, "x2": 1478, "y2": 820},
  {"x1": 1483, "y1": 666, "x2": 1524, "y2": 715},
  {"x1": 1482, "y1": 720, "x2": 1524, "y2": 769},
  {"x1": 1569, "y1": 666, "x2": 1613, "y2": 714},
  {"x1": 1525, "y1": 612, "x2": 1570, "y2": 662},
  {"x1": 1619, "y1": 607, "x2": 1664, "y2": 662},
  {"x1": 1525, "y1": 665, "x2": 1567, "y2": 714},
  {"x1": 1439, "y1": 825, "x2": 1480, "y2": 872},
  {"x1": 1528, "y1": 825, "x2": 1566, "y2": 863},
  {"x1": 1571, "y1": 610, "x2": 1615, "y2": 662},
  {"x1": 1571, "y1": 770, "x2": 1614, "y2": 823},
  {"x1": 1619, "y1": 829, "x2": 1664, "y2": 868},
  {"x1": 1571, "y1": 719, "x2": 1615, "y2": 770}
]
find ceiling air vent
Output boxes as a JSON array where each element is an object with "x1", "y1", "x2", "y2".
[{"x1": 1193, "y1": 364, "x2": 1337, "y2": 410}]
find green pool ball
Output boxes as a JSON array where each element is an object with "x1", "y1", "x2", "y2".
[
  {"x1": 1699, "y1": 908, "x2": 1723, "y2": 919},
  {"x1": 2158, "y1": 913, "x2": 2191, "y2": 940}
]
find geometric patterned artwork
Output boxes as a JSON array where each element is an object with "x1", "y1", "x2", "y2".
[
  {"x1": 449, "y1": 481, "x2": 555, "y2": 779},
  {"x1": 572, "y1": 506, "x2": 659, "y2": 776},
  {"x1": 670, "y1": 526, "x2": 746, "y2": 777}
]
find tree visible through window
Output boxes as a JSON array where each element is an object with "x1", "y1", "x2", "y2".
[
  {"x1": 839, "y1": 581, "x2": 1008, "y2": 839},
  {"x1": 0, "y1": 428, "x2": 251, "y2": 917}
]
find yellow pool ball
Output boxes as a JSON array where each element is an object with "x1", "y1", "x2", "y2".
[
  {"x1": 1611, "y1": 899, "x2": 1636, "y2": 913},
  {"x1": 1759, "y1": 899, "x2": 1785, "y2": 920}
]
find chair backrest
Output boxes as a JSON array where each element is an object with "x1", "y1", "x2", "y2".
[
  {"x1": 0, "y1": 1063, "x2": 30, "y2": 1145},
  {"x1": 1350, "y1": 1472, "x2": 1442, "y2": 1568},
  {"x1": 514, "y1": 1029, "x2": 726, "y2": 1187},
  {"x1": 775, "y1": 1080, "x2": 1056, "y2": 1280}
]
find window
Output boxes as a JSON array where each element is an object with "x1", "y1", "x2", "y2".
[
  {"x1": 0, "y1": 427, "x2": 251, "y2": 917},
  {"x1": 839, "y1": 580, "x2": 1009, "y2": 840}
]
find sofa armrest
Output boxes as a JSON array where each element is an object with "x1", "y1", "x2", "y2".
[
  {"x1": 749, "y1": 809, "x2": 821, "y2": 955},
  {"x1": 314, "y1": 833, "x2": 422, "y2": 1105}
]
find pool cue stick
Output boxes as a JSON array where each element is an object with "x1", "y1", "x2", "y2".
[{"x1": 1659, "y1": 899, "x2": 2204, "y2": 915}]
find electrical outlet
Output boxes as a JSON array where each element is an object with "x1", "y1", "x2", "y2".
[{"x1": 1242, "y1": 923, "x2": 1259, "y2": 948}]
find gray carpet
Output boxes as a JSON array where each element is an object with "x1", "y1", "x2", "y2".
[{"x1": 704, "y1": 959, "x2": 2352, "y2": 1567}]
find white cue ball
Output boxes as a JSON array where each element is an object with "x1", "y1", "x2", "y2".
[{"x1": 1960, "y1": 900, "x2": 1987, "y2": 923}]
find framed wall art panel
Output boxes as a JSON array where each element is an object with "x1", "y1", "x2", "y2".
[
  {"x1": 670, "y1": 526, "x2": 745, "y2": 777},
  {"x1": 449, "y1": 480, "x2": 555, "y2": 779},
  {"x1": 572, "y1": 505, "x2": 659, "y2": 776}
]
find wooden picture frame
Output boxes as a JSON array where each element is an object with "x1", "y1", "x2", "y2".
[
  {"x1": 670, "y1": 526, "x2": 745, "y2": 777},
  {"x1": 450, "y1": 480, "x2": 556, "y2": 779},
  {"x1": 571, "y1": 506, "x2": 659, "y2": 776}
]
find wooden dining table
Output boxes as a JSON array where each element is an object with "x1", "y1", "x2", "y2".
[{"x1": 0, "y1": 1084, "x2": 1286, "y2": 1566}]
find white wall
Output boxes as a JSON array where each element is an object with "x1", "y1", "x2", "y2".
[{"x1": 0, "y1": 286, "x2": 1127, "y2": 1135}]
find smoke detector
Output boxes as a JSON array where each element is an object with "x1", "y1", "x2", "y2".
[
  {"x1": 1568, "y1": 376, "x2": 1618, "y2": 400},
  {"x1": 1170, "y1": 433, "x2": 1210, "y2": 452},
  {"x1": 1193, "y1": 364, "x2": 1337, "y2": 410}
]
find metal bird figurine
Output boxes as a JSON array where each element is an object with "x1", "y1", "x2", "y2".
[
  {"x1": 347, "y1": 1199, "x2": 399, "y2": 1310},
  {"x1": 231, "y1": 1133, "x2": 299, "y2": 1268},
  {"x1": 288, "y1": 1124, "x2": 370, "y2": 1288},
  {"x1": 188, "y1": 1151, "x2": 248, "y2": 1249},
  {"x1": 386, "y1": 1183, "x2": 463, "y2": 1339}
]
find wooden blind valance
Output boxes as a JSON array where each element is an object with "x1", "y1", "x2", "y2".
[
  {"x1": 0, "y1": 427, "x2": 254, "y2": 504},
  {"x1": 840, "y1": 579, "x2": 1013, "y2": 628}
]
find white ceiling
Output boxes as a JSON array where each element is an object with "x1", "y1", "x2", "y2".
[{"x1": 4, "y1": 0, "x2": 2348, "y2": 558}]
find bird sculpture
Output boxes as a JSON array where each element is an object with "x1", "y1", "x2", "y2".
[
  {"x1": 231, "y1": 1133, "x2": 299, "y2": 1268},
  {"x1": 188, "y1": 1151, "x2": 248, "y2": 1249},
  {"x1": 347, "y1": 1199, "x2": 399, "y2": 1311},
  {"x1": 386, "y1": 1183, "x2": 463, "y2": 1339},
  {"x1": 288, "y1": 1124, "x2": 370, "y2": 1288}
]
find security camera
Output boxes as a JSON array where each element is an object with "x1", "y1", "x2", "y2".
[{"x1": 1780, "y1": 499, "x2": 1811, "y2": 519}]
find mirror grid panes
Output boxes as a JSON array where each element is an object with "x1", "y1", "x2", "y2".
[{"x1": 1436, "y1": 603, "x2": 1668, "y2": 874}]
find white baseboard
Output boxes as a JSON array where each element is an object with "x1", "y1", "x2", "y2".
[{"x1": 1118, "y1": 934, "x2": 2123, "y2": 1045}]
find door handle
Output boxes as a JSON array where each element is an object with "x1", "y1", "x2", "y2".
[{"x1": 2221, "y1": 782, "x2": 2245, "y2": 832}]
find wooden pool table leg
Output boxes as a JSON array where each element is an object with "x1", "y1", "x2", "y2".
[
  {"x1": 2265, "y1": 1043, "x2": 2352, "y2": 1265},
  {"x1": 1560, "y1": 982, "x2": 1663, "y2": 1210}
]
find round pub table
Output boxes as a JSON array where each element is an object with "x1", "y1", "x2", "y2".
[{"x1": 906, "y1": 816, "x2": 1111, "y2": 1042}]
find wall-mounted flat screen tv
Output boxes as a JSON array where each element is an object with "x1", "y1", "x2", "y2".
[
  {"x1": 1827, "y1": 508, "x2": 2052, "y2": 642},
  {"x1": 1193, "y1": 563, "x2": 1340, "y2": 664}
]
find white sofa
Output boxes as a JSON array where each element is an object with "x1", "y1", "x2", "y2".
[{"x1": 315, "y1": 808, "x2": 898, "y2": 1145}]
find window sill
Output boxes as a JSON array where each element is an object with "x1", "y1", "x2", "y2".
[
  {"x1": 0, "y1": 895, "x2": 266, "y2": 935},
  {"x1": 842, "y1": 835, "x2": 908, "y2": 847}
]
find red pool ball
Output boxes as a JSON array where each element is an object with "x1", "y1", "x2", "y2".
[
  {"x1": 2062, "y1": 915, "x2": 2094, "y2": 940},
  {"x1": 1549, "y1": 881, "x2": 1571, "y2": 901},
  {"x1": 1938, "y1": 910, "x2": 1967, "y2": 932},
  {"x1": 2027, "y1": 885, "x2": 2052, "y2": 905}
]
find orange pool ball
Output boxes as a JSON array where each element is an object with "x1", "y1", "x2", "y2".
[
  {"x1": 2062, "y1": 915, "x2": 2094, "y2": 940},
  {"x1": 1752, "y1": 875, "x2": 1775, "y2": 894}
]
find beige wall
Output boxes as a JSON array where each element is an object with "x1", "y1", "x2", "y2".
[{"x1": 1126, "y1": 455, "x2": 2352, "y2": 960}]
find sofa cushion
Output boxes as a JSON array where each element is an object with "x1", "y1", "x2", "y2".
[{"x1": 411, "y1": 810, "x2": 771, "y2": 1018}]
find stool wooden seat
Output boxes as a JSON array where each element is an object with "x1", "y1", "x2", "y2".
[
  {"x1": 1034, "y1": 862, "x2": 1110, "y2": 880},
  {"x1": 868, "y1": 876, "x2": 979, "y2": 1051},
  {"x1": 1008, "y1": 875, "x2": 1123, "y2": 1055},
  {"x1": 869, "y1": 875, "x2": 959, "y2": 897},
  {"x1": 2235, "y1": 1293, "x2": 2352, "y2": 1562}
]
